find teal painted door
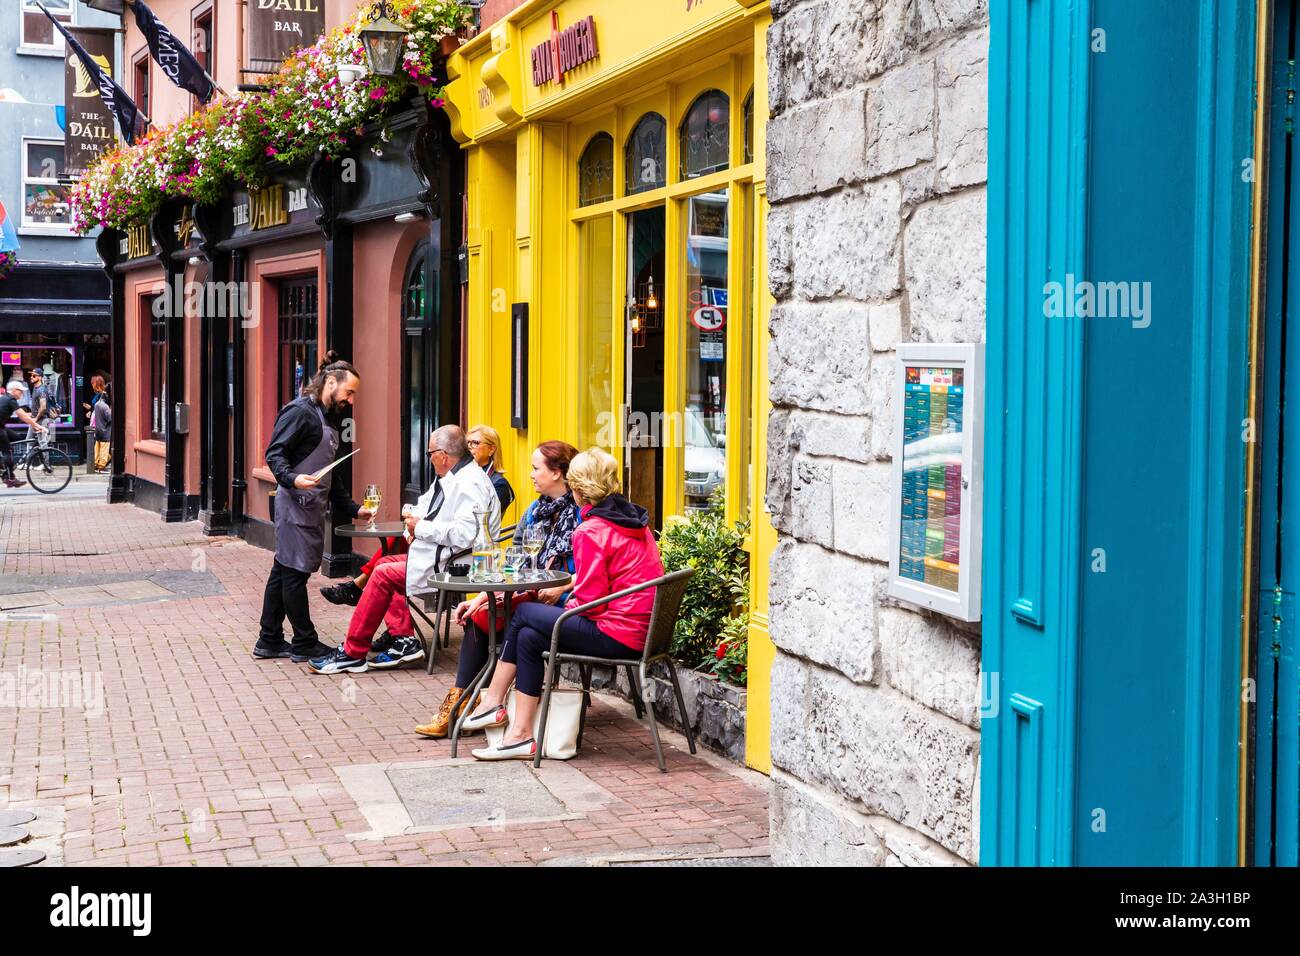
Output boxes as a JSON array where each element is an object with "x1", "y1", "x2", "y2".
[
  {"x1": 982, "y1": 0, "x2": 1256, "y2": 865},
  {"x1": 1256, "y1": 0, "x2": 1300, "y2": 868}
]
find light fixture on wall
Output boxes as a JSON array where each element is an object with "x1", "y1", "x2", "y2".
[
  {"x1": 633, "y1": 275, "x2": 662, "y2": 332},
  {"x1": 630, "y1": 310, "x2": 646, "y2": 349},
  {"x1": 394, "y1": 211, "x2": 424, "y2": 223},
  {"x1": 337, "y1": 63, "x2": 368, "y2": 86},
  {"x1": 360, "y1": 1, "x2": 409, "y2": 77}
]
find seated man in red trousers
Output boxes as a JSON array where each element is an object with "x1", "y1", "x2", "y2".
[{"x1": 308, "y1": 425, "x2": 501, "y2": 674}]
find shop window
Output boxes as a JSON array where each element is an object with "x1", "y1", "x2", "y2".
[
  {"x1": 148, "y1": 297, "x2": 167, "y2": 440},
  {"x1": 277, "y1": 277, "x2": 319, "y2": 410},
  {"x1": 743, "y1": 89, "x2": 754, "y2": 165},
  {"x1": 20, "y1": 0, "x2": 70, "y2": 51},
  {"x1": 402, "y1": 245, "x2": 437, "y2": 499},
  {"x1": 578, "y1": 133, "x2": 614, "y2": 207},
  {"x1": 679, "y1": 90, "x2": 729, "y2": 180},
  {"x1": 192, "y1": 5, "x2": 213, "y2": 110},
  {"x1": 624, "y1": 113, "x2": 666, "y2": 195},
  {"x1": 683, "y1": 190, "x2": 729, "y2": 512},
  {"x1": 192, "y1": 5, "x2": 213, "y2": 72},
  {"x1": 21, "y1": 139, "x2": 71, "y2": 231},
  {"x1": 577, "y1": 216, "x2": 614, "y2": 449},
  {"x1": 2, "y1": 345, "x2": 74, "y2": 427},
  {"x1": 133, "y1": 50, "x2": 151, "y2": 122}
]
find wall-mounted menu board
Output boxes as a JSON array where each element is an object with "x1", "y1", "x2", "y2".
[{"x1": 887, "y1": 343, "x2": 984, "y2": 622}]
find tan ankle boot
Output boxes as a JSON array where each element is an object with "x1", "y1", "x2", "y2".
[{"x1": 415, "y1": 687, "x2": 478, "y2": 738}]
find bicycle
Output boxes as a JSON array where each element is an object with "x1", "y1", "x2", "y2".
[{"x1": 5, "y1": 436, "x2": 73, "y2": 494}]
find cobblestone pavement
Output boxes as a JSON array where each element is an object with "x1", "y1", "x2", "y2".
[{"x1": 0, "y1": 497, "x2": 769, "y2": 866}]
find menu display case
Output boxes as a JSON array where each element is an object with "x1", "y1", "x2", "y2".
[{"x1": 887, "y1": 343, "x2": 984, "y2": 622}]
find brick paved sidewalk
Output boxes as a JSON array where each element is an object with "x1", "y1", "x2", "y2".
[{"x1": 0, "y1": 498, "x2": 769, "y2": 866}]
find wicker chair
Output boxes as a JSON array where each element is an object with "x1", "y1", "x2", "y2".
[{"x1": 535, "y1": 567, "x2": 696, "y2": 772}]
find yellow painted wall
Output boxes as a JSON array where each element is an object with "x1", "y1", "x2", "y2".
[{"x1": 450, "y1": 0, "x2": 775, "y2": 773}]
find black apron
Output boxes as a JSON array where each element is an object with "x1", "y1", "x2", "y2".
[{"x1": 273, "y1": 402, "x2": 338, "y2": 574}]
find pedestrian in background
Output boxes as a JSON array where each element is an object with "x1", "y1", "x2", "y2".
[{"x1": 91, "y1": 384, "x2": 112, "y2": 473}]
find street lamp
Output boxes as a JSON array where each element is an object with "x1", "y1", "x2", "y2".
[{"x1": 360, "y1": 1, "x2": 408, "y2": 78}]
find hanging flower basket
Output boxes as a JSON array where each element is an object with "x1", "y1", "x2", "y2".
[
  {"x1": 437, "y1": 34, "x2": 461, "y2": 57},
  {"x1": 0, "y1": 251, "x2": 17, "y2": 280},
  {"x1": 70, "y1": 0, "x2": 471, "y2": 234}
]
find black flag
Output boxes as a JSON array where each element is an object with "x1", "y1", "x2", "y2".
[
  {"x1": 131, "y1": 0, "x2": 216, "y2": 104},
  {"x1": 38, "y1": 2, "x2": 141, "y2": 146}
]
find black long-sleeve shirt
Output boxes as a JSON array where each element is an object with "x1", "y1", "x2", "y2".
[{"x1": 264, "y1": 395, "x2": 359, "y2": 517}]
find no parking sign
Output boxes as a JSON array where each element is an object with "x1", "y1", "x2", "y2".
[{"x1": 690, "y1": 305, "x2": 725, "y2": 332}]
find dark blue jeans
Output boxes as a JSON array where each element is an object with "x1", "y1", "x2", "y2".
[{"x1": 499, "y1": 601, "x2": 640, "y2": 697}]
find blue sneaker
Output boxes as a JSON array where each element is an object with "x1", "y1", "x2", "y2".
[
  {"x1": 308, "y1": 646, "x2": 368, "y2": 675},
  {"x1": 369, "y1": 636, "x2": 425, "y2": 670}
]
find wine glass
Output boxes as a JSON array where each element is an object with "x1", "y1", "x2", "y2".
[
  {"x1": 522, "y1": 524, "x2": 545, "y2": 581},
  {"x1": 363, "y1": 484, "x2": 380, "y2": 529}
]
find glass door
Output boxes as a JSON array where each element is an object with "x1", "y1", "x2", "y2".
[{"x1": 625, "y1": 206, "x2": 666, "y2": 529}]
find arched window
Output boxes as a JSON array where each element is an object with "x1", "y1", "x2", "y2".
[
  {"x1": 743, "y1": 88, "x2": 754, "y2": 164},
  {"x1": 679, "y1": 89, "x2": 729, "y2": 179},
  {"x1": 578, "y1": 132, "x2": 614, "y2": 206},
  {"x1": 624, "y1": 112, "x2": 666, "y2": 195}
]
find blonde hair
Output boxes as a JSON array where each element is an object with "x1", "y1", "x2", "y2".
[
  {"x1": 567, "y1": 447, "x2": 621, "y2": 504},
  {"x1": 467, "y1": 424, "x2": 503, "y2": 470}
]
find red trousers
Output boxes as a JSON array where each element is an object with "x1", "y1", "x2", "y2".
[
  {"x1": 360, "y1": 536, "x2": 409, "y2": 576},
  {"x1": 344, "y1": 554, "x2": 413, "y2": 658}
]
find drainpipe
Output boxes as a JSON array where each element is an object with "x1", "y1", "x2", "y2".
[{"x1": 231, "y1": 249, "x2": 248, "y2": 528}]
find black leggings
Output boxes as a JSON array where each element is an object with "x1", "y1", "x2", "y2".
[{"x1": 499, "y1": 602, "x2": 639, "y2": 697}]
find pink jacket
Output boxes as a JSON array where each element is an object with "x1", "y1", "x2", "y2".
[{"x1": 566, "y1": 496, "x2": 665, "y2": 652}]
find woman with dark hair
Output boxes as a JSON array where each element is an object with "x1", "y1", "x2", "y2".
[{"x1": 414, "y1": 440, "x2": 580, "y2": 738}]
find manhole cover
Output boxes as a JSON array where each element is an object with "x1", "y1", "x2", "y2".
[
  {"x1": 386, "y1": 762, "x2": 567, "y2": 828},
  {"x1": 0, "y1": 848, "x2": 45, "y2": 867},
  {"x1": 0, "y1": 827, "x2": 31, "y2": 847},
  {"x1": 0, "y1": 811, "x2": 36, "y2": 827}
]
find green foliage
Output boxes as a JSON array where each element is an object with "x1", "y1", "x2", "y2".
[{"x1": 659, "y1": 494, "x2": 749, "y2": 678}]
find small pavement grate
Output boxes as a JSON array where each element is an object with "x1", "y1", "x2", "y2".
[{"x1": 386, "y1": 762, "x2": 568, "y2": 829}]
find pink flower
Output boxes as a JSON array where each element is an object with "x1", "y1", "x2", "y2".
[
  {"x1": 265, "y1": 146, "x2": 278, "y2": 157},
  {"x1": 370, "y1": 87, "x2": 386, "y2": 100}
]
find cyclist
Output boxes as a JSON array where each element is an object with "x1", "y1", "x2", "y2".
[{"x1": 0, "y1": 382, "x2": 48, "y2": 489}]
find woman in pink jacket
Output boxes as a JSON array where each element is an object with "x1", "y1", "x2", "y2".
[{"x1": 466, "y1": 447, "x2": 664, "y2": 760}]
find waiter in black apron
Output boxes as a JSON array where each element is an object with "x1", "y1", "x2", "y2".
[{"x1": 253, "y1": 360, "x2": 373, "y2": 662}]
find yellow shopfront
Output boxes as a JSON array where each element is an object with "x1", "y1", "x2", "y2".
[{"x1": 446, "y1": 0, "x2": 775, "y2": 772}]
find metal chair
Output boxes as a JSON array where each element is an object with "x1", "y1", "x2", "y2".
[
  {"x1": 535, "y1": 567, "x2": 696, "y2": 772},
  {"x1": 412, "y1": 524, "x2": 516, "y2": 674}
]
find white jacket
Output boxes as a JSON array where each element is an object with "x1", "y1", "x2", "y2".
[{"x1": 405, "y1": 457, "x2": 501, "y2": 595}]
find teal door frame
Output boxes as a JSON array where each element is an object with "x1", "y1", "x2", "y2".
[
  {"x1": 1256, "y1": 0, "x2": 1299, "y2": 867},
  {"x1": 982, "y1": 0, "x2": 1257, "y2": 866}
]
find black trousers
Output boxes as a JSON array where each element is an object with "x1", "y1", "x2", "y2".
[
  {"x1": 0, "y1": 428, "x2": 11, "y2": 478},
  {"x1": 258, "y1": 559, "x2": 319, "y2": 652}
]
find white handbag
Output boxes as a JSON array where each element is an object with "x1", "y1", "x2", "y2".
[{"x1": 484, "y1": 686, "x2": 585, "y2": 759}]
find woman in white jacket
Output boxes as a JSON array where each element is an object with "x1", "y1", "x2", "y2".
[{"x1": 309, "y1": 425, "x2": 500, "y2": 675}]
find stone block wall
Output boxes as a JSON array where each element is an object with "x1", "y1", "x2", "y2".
[{"x1": 764, "y1": 0, "x2": 989, "y2": 866}]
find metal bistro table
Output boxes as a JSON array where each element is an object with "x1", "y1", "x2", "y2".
[
  {"x1": 415, "y1": 568, "x2": 573, "y2": 757},
  {"x1": 334, "y1": 521, "x2": 410, "y2": 560}
]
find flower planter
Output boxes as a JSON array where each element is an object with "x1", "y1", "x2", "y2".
[
  {"x1": 438, "y1": 35, "x2": 461, "y2": 57},
  {"x1": 559, "y1": 660, "x2": 747, "y2": 765}
]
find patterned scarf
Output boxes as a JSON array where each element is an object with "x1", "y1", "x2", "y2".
[{"x1": 531, "y1": 491, "x2": 579, "y2": 572}]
